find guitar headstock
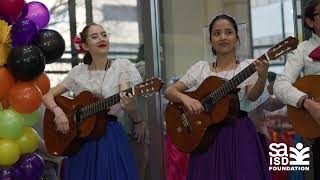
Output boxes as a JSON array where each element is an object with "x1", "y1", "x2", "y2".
[
  {"x1": 134, "y1": 77, "x2": 164, "y2": 97},
  {"x1": 265, "y1": 36, "x2": 298, "y2": 61}
]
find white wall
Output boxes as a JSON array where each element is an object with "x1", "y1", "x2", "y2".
[
  {"x1": 161, "y1": 0, "x2": 207, "y2": 79},
  {"x1": 161, "y1": 0, "x2": 251, "y2": 80}
]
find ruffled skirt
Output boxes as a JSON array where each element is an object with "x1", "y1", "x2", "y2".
[
  {"x1": 62, "y1": 119, "x2": 139, "y2": 180},
  {"x1": 187, "y1": 116, "x2": 271, "y2": 180}
]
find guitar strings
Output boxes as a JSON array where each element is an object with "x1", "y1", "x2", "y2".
[
  {"x1": 64, "y1": 97, "x2": 108, "y2": 119},
  {"x1": 64, "y1": 79, "x2": 155, "y2": 119},
  {"x1": 62, "y1": 78, "x2": 158, "y2": 120}
]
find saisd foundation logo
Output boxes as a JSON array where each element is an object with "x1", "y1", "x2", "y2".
[{"x1": 269, "y1": 142, "x2": 310, "y2": 171}]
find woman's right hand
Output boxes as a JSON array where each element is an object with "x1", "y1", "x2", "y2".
[
  {"x1": 52, "y1": 106, "x2": 70, "y2": 134},
  {"x1": 180, "y1": 94, "x2": 204, "y2": 115}
]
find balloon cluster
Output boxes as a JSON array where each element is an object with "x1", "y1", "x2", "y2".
[
  {"x1": 0, "y1": 0, "x2": 65, "y2": 67},
  {"x1": 0, "y1": 153, "x2": 44, "y2": 180},
  {"x1": 0, "y1": 1, "x2": 65, "y2": 179}
]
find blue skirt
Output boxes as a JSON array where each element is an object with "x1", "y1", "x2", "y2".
[{"x1": 62, "y1": 118, "x2": 140, "y2": 180}]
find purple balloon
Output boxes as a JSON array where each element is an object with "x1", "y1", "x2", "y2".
[
  {"x1": 11, "y1": 18, "x2": 38, "y2": 47},
  {"x1": 20, "y1": 2, "x2": 50, "y2": 29},
  {"x1": 0, "y1": 166, "x2": 22, "y2": 180},
  {"x1": 14, "y1": 153, "x2": 44, "y2": 180},
  {"x1": 0, "y1": 15, "x2": 12, "y2": 25}
]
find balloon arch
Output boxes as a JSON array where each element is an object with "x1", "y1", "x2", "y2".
[{"x1": 0, "y1": 0, "x2": 66, "y2": 179}]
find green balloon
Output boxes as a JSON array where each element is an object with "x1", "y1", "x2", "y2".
[
  {"x1": 0, "y1": 109, "x2": 24, "y2": 139},
  {"x1": 20, "y1": 110, "x2": 41, "y2": 127}
]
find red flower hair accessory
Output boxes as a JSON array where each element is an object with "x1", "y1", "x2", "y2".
[{"x1": 73, "y1": 34, "x2": 86, "y2": 53}]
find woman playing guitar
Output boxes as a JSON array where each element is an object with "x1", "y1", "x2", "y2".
[
  {"x1": 42, "y1": 23, "x2": 142, "y2": 180},
  {"x1": 164, "y1": 14, "x2": 271, "y2": 180},
  {"x1": 273, "y1": 0, "x2": 320, "y2": 178}
]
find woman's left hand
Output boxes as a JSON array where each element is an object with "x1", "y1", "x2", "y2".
[
  {"x1": 120, "y1": 92, "x2": 137, "y2": 113},
  {"x1": 133, "y1": 121, "x2": 147, "y2": 143},
  {"x1": 253, "y1": 59, "x2": 269, "y2": 80}
]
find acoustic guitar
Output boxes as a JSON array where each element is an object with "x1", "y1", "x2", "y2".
[
  {"x1": 165, "y1": 36, "x2": 298, "y2": 153},
  {"x1": 44, "y1": 77, "x2": 163, "y2": 156},
  {"x1": 287, "y1": 75, "x2": 320, "y2": 138}
]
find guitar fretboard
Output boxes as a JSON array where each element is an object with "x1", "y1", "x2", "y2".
[
  {"x1": 202, "y1": 55, "x2": 266, "y2": 105},
  {"x1": 79, "y1": 88, "x2": 133, "y2": 120}
]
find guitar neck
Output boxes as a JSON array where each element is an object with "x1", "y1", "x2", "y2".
[
  {"x1": 204, "y1": 55, "x2": 267, "y2": 104},
  {"x1": 81, "y1": 88, "x2": 134, "y2": 119},
  {"x1": 226, "y1": 56, "x2": 267, "y2": 91},
  {"x1": 75, "y1": 77, "x2": 163, "y2": 120}
]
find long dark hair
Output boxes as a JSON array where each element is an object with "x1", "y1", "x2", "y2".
[
  {"x1": 208, "y1": 14, "x2": 239, "y2": 55},
  {"x1": 80, "y1": 23, "x2": 99, "y2": 65},
  {"x1": 304, "y1": 0, "x2": 320, "y2": 32}
]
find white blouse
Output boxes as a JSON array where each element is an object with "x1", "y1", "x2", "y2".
[
  {"x1": 179, "y1": 60, "x2": 269, "y2": 112},
  {"x1": 60, "y1": 59, "x2": 142, "y2": 117},
  {"x1": 274, "y1": 34, "x2": 320, "y2": 107}
]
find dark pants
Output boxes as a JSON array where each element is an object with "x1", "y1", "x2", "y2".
[
  {"x1": 303, "y1": 138, "x2": 320, "y2": 180},
  {"x1": 41, "y1": 160, "x2": 58, "y2": 180},
  {"x1": 313, "y1": 140, "x2": 320, "y2": 180}
]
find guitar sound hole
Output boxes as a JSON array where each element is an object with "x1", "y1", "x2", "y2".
[
  {"x1": 74, "y1": 108, "x2": 83, "y2": 123},
  {"x1": 202, "y1": 101, "x2": 213, "y2": 114}
]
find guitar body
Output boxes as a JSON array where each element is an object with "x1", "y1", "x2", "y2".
[
  {"x1": 287, "y1": 75, "x2": 320, "y2": 138},
  {"x1": 165, "y1": 76, "x2": 240, "y2": 153},
  {"x1": 165, "y1": 36, "x2": 298, "y2": 153},
  {"x1": 43, "y1": 78, "x2": 164, "y2": 156},
  {"x1": 43, "y1": 91, "x2": 107, "y2": 156}
]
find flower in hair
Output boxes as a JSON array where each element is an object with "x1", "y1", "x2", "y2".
[{"x1": 73, "y1": 34, "x2": 86, "y2": 53}]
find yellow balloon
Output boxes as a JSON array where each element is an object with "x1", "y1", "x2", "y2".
[
  {"x1": 0, "y1": 139, "x2": 20, "y2": 165},
  {"x1": 16, "y1": 127, "x2": 39, "y2": 154}
]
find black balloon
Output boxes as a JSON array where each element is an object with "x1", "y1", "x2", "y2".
[
  {"x1": 7, "y1": 45, "x2": 45, "y2": 81},
  {"x1": 33, "y1": 29, "x2": 65, "y2": 64}
]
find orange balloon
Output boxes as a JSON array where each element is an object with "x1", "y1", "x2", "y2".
[
  {"x1": 0, "y1": 67, "x2": 15, "y2": 100},
  {"x1": 33, "y1": 73, "x2": 50, "y2": 95},
  {"x1": 8, "y1": 82, "x2": 42, "y2": 114}
]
